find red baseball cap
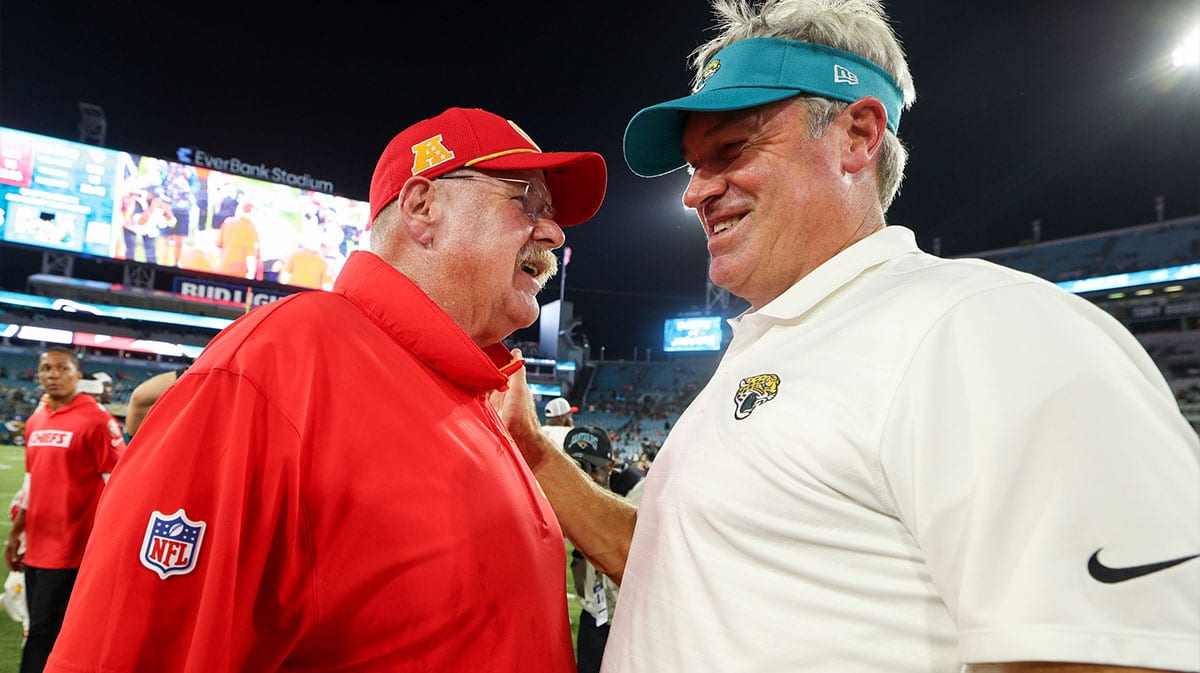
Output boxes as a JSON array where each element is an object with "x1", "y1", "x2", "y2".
[{"x1": 369, "y1": 107, "x2": 607, "y2": 227}]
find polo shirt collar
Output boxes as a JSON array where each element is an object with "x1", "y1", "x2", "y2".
[
  {"x1": 333, "y1": 251, "x2": 520, "y2": 393},
  {"x1": 740, "y1": 225, "x2": 922, "y2": 323}
]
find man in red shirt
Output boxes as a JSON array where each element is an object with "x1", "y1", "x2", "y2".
[
  {"x1": 279, "y1": 241, "x2": 332, "y2": 290},
  {"x1": 5, "y1": 347, "x2": 125, "y2": 673},
  {"x1": 216, "y1": 201, "x2": 261, "y2": 280},
  {"x1": 44, "y1": 107, "x2": 607, "y2": 673}
]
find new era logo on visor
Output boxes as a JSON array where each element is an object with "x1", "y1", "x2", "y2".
[{"x1": 833, "y1": 64, "x2": 859, "y2": 85}]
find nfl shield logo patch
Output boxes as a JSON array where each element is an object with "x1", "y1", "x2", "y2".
[{"x1": 140, "y1": 509, "x2": 207, "y2": 579}]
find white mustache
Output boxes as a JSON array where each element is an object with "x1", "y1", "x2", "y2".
[{"x1": 518, "y1": 243, "x2": 560, "y2": 288}]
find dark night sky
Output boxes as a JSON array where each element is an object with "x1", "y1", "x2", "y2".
[{"x1": 1, "y1": 2, "x2": 1198, "y2": 359}]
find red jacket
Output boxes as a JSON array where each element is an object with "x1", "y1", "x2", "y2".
[{"x1": 47, "y1": 251, "x2": 574, "y2": 673}]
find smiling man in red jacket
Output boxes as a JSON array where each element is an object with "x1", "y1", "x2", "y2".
[{"x1": 44, "y1": 107, "x2": 607, "y2": 673}]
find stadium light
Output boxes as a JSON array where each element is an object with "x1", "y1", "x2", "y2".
[{"x1": 1172, "y1": 27, "x2": 1198, "y2": 69}]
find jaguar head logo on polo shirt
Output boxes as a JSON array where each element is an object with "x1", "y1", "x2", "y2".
[
  {"x1": 141, "y1": 509, "x2": 207, "y2": 579},
  {"x1": 733, "y1": 373, "x2": 780, "y2": 420}
]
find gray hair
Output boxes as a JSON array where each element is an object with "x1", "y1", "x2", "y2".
[{"x1": 693, "y1": 0, "x2": 916, "y2": 211}]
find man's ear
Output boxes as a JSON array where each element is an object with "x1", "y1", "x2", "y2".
[
  {"x1": 396, "y1": 177, "x2": 437, "y2": 246},
  {"x1": 841, "y1": 97, "x2": 887, "y2": 175}
]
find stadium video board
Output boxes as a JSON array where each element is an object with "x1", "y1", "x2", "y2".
[
  {"x1": 0, "y1": 126, "x2": 371, "y2": 290},
  {"x1": 663, "y1": 315, "x2": 724, "y2": 353}
]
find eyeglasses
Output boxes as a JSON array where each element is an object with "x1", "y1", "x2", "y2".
[{"x1": 434, "y1": 173, "x2": 557, "y2": 223}]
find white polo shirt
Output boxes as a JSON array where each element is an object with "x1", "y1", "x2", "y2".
[
  {"x1": 603, "y1": 226, "x2": 1200, "y2": 673},
  {"x1": 541, "y1": 424, "x2": 572, "y2": 451}
]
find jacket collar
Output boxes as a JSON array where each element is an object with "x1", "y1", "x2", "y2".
[{"x1": 333, "y1": 251, "x2": 521, "y2": 393}]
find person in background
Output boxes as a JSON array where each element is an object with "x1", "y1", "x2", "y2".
[
  {"x1": 279, "y1": 235, "x2": 333, "y2": 290},
  {"x1": 540, "y1": 396, "x2": 578, "y2": 449},
  {"x1": 606, "y1": 457, "x2": 644, "y2": 505},
  {"x1": 44, "y1": 106, "x2": 607, "y2": 673},
  {"x1": 162, "y1": 164, "x2": 198, "y2": 267},
  {"x1": 612, "y1": 448, "x2": 649, "y2": 508},
  {"x1": 81, "y1": 372, "x2": 122, "y2": 427},
  {"x1": 562, "y1": 425, "x2": 622, "y2": 673},
  {"x1": 82, "y1": 373, "x2": 114, "y2": 406},
  {"x1": 122, "y1": 366, "x2": 189, "y2": 437},
  {"x1": 5, "y1": 347, "x2": 125, "y2": 673},
  {"x1": 495, "y1": 1, "x2": 1200, "y2": 672},
  {"x1": 118, "y1": 187, "x2": 166, "y2": 264},
  {"x1": 216, "y1": 201, "x2": 261, "y2": 280},
  {"x1": 198, "y1": 178, "x2": 240, "y2": 254},
  {"x1": 2, "y1": 485, "x2": 29, "y2": 641},
  {"x1": 177, "y1": 240, "x2": 217, "y2": 273}
]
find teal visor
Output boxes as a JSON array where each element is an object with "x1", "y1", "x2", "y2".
[{"x1": 623, "y1": 37, "x2": 904, "y2": 177}]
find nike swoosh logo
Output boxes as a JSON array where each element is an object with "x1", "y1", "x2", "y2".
[{"x1": 1088, "y1": 548, "x2": 1200, "y2": 584}]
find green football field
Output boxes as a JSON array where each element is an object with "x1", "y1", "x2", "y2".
[
  {"x1": 0, "y1": 443, "x2": 582, "y2": 670},
  {"x1": 0, "y1": 443, "x2": 27, "y2": 672}
]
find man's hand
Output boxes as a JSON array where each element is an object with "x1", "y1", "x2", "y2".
[
  {"x1": 492, "y1": 349, "x2": 638, "y2": 585},
  {"x1": 4, "y1": 536, "x2": 22, "y2": 572},
  {"x1": 492, "y1": 348, "x2": 557, "y2": 471}
]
